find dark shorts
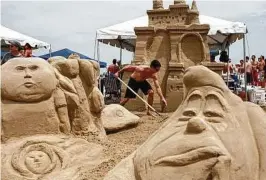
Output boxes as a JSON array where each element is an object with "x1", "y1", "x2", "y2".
[
  {"x1": 125, "y1": 77, "x2": 152, "y2": 98},
  {"x1": 246, "y1": 72, "x2": 252, "y2": 84}
]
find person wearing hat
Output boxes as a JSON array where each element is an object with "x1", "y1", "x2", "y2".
[{"x1": 1, "y1": 41, "x2": 23, "y2": 65}]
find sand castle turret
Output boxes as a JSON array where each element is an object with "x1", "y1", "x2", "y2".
[{"x1": 153, "y1": 0, "x2": 163, "y2": 10}]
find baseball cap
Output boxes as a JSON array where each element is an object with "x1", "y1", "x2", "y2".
[{"x1": 9, "y1": 40, "x2": 22, "y2": 50}]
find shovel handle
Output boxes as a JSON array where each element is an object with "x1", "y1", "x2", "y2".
[{"x1": 116, "y1": 77, "x2": 160, "y2": 114}]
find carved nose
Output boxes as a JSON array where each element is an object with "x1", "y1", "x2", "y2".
[
  {"x1": 186, "y1": 117, "x2": 206, "y2": 133},
  {"x1": 34, "y1": 158, "x2": 40, "y2": 162},
  {"x1": 24, "y1": 69, "x2": 32, "y2": 78}
]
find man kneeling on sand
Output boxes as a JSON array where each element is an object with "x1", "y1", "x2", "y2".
[{"x1": 114, "y1": 60, "x2": 167, "y2": 115}]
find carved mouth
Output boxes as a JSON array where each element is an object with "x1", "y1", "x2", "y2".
[
  {"x1": 155, "y1": 146, "x2": 224, "y2": 166},
  {"x1": 24, "y1": 82, "x2": 35, "y2": 87}
]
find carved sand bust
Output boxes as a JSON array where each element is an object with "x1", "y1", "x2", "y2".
[
  {"x1": 105, "y1": 66, "x2": 266, "y2": 180},
  {"x1": 1, "y1": 58, "x2": 58, "y2": 102}
]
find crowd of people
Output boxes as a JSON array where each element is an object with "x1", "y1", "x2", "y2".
[
  {"x1": 224, "y1": 55, "x2": 266, "y2": 87},
  {"x1": 1, "y1": 40, "x2": 33, "y2": 65}
]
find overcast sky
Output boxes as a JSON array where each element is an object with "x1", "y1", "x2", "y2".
[{"x1": 1, "y1": 0, "x2": 266, "y2": 67}]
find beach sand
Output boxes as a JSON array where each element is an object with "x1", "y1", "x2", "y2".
[{"x1": 86, "y1": 111, "x2": 172, "y2": 180}]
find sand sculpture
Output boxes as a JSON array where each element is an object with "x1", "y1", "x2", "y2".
[
  {"x1": 105, "y1": 65, "x2": 266, "y2": 180},
  {"x1": 102, "y1": 104, "x2": 140, "y2": 132},
  {"x1": 1, "y1": 57, "x2": 107, "y2": 179},
  {"x1": 2, "y1": 135, "x2": 104, "y2": 180},
  {"x1": 1, "y1": 57, "x2": 106, "y2": 141},
  {"x1": 122, "y1": 0, "x2": 224, "y2": 112},
  {"x1": 49, "y1": 56, "x2": 106, "y2": 140}
]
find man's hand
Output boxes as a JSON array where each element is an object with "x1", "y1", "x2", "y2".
[
  {"x1": 161, "y1": 97, "x2": 167, "y2": 112},
  {"x1": 161, "y1": 97, "x2": 167, "y2": 106},
  {"x1": 114, "y1": 72, "x2": 119, "y2": 78}
]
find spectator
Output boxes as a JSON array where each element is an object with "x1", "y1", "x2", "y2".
[
  {"x1": 210, "y1": 55, "x2": 216, "y2": 62},
  {"x1": 22, "y1": 43, "x2": 33, "y2": 57},
  {"x1": 251, "y1": 55, "x2": 259, "y2": 85},
  {"x1": 1, "y1": 41, "x2": 23, "y2": 65},
  {"x1": 258, "y1": 56, "x2": 265, "y2": 86},
  {"x1": 107, "y1": 59, "x2": 119, "y2": 76},
  {"x1": 245, "y1": 56, "x2": 252, "y2": 85},
  {"x1": 238, "y1": 59, "x2": 245, "y2": 74}
]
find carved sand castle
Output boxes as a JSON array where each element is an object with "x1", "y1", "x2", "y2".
[
  {"x1": 123, "y1": 0, "x2": 224, "y2": 112},
  {"x1": 1, "y1": 57, "x2": 107, "y2": 180},
  {"x1": 105, "y1": 65, "x2": 266, "y2": 180}
]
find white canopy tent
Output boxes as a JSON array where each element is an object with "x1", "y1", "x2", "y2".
[
  {"x1": 1, "y1": 25, "x2": 51, "y2": 51},
  {"x1": 96, "y1": 14, "x2": 249, "y2": 100},
  {"x1": 96, "y1": 15, "x2": 247, "y2": 52}
]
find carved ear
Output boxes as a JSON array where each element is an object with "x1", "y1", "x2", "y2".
[{"x1": 246, "y1": 102, "x2": 266, "y2": 179}]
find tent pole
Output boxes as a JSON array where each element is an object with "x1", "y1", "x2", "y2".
[
  {"x1": 94, "y1": 32, "x2": 97, "y2": 59},
  {"x1": 243, "y1": 34, "x2": 247, "y2": 101},
  {"x1": 120, "y1": 42, "x2": 122, "y2": 64},
  {"x1": 49, "y1": 44, "x2": 52, "y2": 57},
  {"x1": 227, "y1": 46, "x2": 230, "y2": 87},
  {"x1": 97, "y1": 41, "x2": 100, "y2": 62}
]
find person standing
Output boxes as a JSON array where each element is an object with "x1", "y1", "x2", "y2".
[
  {"x1": 251, "y1": 55, "x2": 258, "y2": 85},
  {"x1": 115, "y1": 59, "x2": 167, "y2": 115},
  {"x1": 22, "y1": 43, "x2": 33, "y2": 57},
  {"x1": 1, "y1": 41, "x2": 23, "y2": 65},
  {"x1": 107, "y1": 59, "x2": 120, "y2": 76},
  {"x1": 245, "y1": 56, "x2": 252, "y2": 85}
]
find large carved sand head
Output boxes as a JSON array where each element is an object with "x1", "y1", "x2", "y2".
[
  {"x1": 133, "y1": 66, "x2": 258, "y2": 179},
  {"x1": 1, "y1": 58, "x2": 58, "y2": 102}
]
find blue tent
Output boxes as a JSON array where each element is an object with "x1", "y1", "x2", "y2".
[{"x1": 39, "y1": 48, "x2": 107, "y2": 68}]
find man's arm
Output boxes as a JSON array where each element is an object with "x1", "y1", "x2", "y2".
[
  {"x1": 152, "y1": 75, "x2": 164, "y2": 100},
  {"x1": 116, "y1": 65, "x2": 136, "y2": 76}
]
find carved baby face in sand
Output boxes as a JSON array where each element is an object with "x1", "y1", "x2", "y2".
[
  {"x1": 1, "y1": 58, "x2": 57, "y2": 102},
  {"x1": 133, "y1": 67, "x2": 258, "y2": 180},
  {"x1": 25, "y1": 151, "x2": 51, "y2": 174}
]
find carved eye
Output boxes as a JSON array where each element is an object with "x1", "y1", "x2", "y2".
[
  {"x1": 183, "y1": 111, "x2": 196, "y2": 117},
  {"x1": 29, "y1": 65, "x2": 39, "y2": 71},
  {"x1": 15, "y1": 66, "x2": 25, "y2": 71},
  {"x1": 204, "y1": 111, "x2": 222, "y2": 118}
]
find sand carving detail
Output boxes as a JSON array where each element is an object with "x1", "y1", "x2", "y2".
[
  {"x1": 1, "y1": 57, "x2": 107, "y2": 180},
  {"x1": 1, "y1": 57, "x2": 105, "y2": 141},
  {"x1": 11, "y1": 142, "x2": 68, "y2": 178},
  {"x1": 102, "y1": 104, "x2": 140, "y2": 132},
  {"x1": 105, "y1": 66, "x2": 266, "y2": 180},
  {"x1": 2, "y1": 135, "x2": 104, "y2": 180}
]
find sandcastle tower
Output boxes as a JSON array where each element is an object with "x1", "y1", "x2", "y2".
[{"x1": 123, "y1": 0, "x2": 222, "y2": 112}]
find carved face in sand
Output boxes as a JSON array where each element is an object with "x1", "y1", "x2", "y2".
[
  {"x1": 132, "y1": 66, "x2": 260, "y2": 180},
  {"x1": 1, "y1": 58, "x2": 58, "y2": 102},
  {"x1": 25, "y1": 150, "x2": 51, "y2": 174}
]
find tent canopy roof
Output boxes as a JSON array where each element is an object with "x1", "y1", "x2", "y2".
[
  {"x1": 0, "y1": 25, "x2": 50, "y2": 50},
  {"x1": 96, "y1": 15, "x2": 247, "y2": 52},
  {"x1": 39, "y1": 48, "x2": 107, "y2": 68}
]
